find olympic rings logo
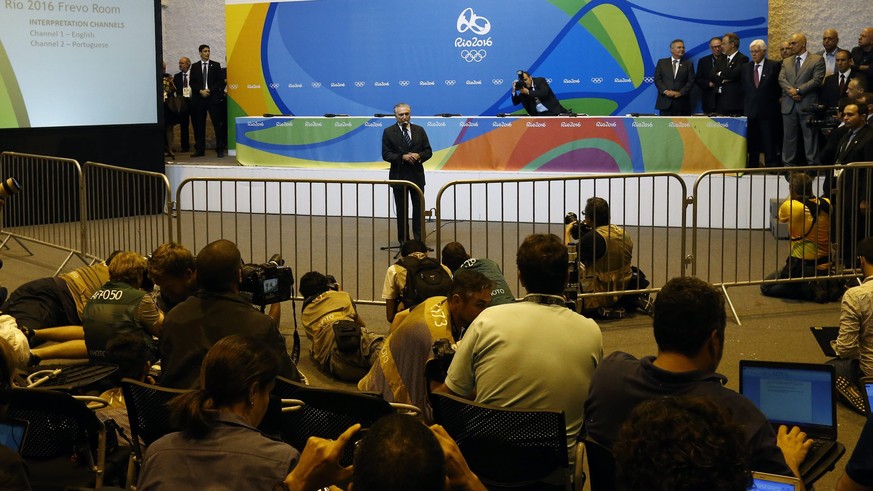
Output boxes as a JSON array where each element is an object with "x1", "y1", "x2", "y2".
[
  {"x1": 460, "y1": 49, "x2": 486, "y2": 62},
  {"x1": 643, "y1": 77, "x2": 654, "y2": 83},
  {"x1": 399, "y1": 80, "x2": 410, "y2": 87},
  {"x1": 492, "y1": 79, "x2": 503, "y2": 85},
  {"x1": 268, "y1": 83, "x2": 279, "y2": 89},
  {"x1": 591, "y1": 78, "x2": 603, "y2": 84},
  {"x1": 445, "y1": 80, "x2": 457, "y2": 86},
  {"x1": 311, "y1": 82, "x2": 321, "y2": 88},
  {"x1": 456, "y1": 7, "x2": 491, "y2": 35},
  {"x1": 354, "y1": 81, "x2": 365, "y2": 87}
]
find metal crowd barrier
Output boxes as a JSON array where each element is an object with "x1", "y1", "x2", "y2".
[
  {"x1": 174, "y1": 177, "x2": 425, "y2": 305},
  {"x1": 435, "y1": 173, "x2": 689, "y2": 304},
  {"x1": 82, "y1": 162, "x2": 174, "y2": 261},
  {"x1": 690, "y1": 164, "x2": 870, "y2": 324},
  {"x1": 0, "y1": 151, "x2": 86, "y2": 275}
]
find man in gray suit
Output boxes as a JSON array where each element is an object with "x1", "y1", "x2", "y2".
[{"x1": 779, "y1": 33, "x2": 827, "y2": 166}]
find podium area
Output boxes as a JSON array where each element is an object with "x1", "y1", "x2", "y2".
[{"x1": 235, "y1": 115, "x2": 748, "y2": 174}]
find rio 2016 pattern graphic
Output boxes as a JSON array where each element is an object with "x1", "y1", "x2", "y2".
[{"x1": 226, "y1": 0, "x2": 766, "y2": 120}]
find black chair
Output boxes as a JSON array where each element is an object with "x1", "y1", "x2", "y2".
[
  {"x1": 120, "y1": 378, "x2": 191, "y2": 485},
  {"x1": 7, "y1": 387, "x2": 121, "y2": 490},
  {"x1": 429, "y1": 391, "x2": 575, "y2": 491},
  {"x1": 271, "y1": 376, "x2": 395, "y2": 465},
  {"x1": 584, "y1": 439, "x2": 616, "y2": 491}
]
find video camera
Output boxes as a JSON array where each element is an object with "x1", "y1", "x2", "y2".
[
  {"x1": 565, "y1": 211, "x2": 592, "y2": 241},
  {"x1": 806, "y1": 104, "x2": 840, "y2": 131},
  {"x1": 240, "y1": 254, "x2": 294, "y2": 307},
  {"x1": 514, "y1": 70, "x2": 526, "y2": 91}
]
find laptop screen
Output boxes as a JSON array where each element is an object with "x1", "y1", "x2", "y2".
[
  {"x1": 749, "y1": 471, "x2": 801, "y2": 490},
  {"x1": 865, "y1": 380, "x2": 873, "y2": 415},
  {"x1": 0, "y1": 419, "x2": 27, "y2": 453},
  {"x1": 739, "y1": 361, "x2": 835, "y2": 438}
]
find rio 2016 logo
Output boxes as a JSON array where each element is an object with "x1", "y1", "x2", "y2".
[{"x1": 455, "y1": 8, "x2": 491, "y2": 63}]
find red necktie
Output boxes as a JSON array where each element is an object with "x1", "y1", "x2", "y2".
[
  {"x1": 754, "y1": 64, "x2": 760, "y2": 88},
  {"x1": 839, "y1": 74, "x2": 846, "y2": 95}
]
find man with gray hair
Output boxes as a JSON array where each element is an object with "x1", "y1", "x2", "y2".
[
  {"x1": 382, "y1": 102, "x2": 432, "y2": 244},
  {"x1": 742, "y1": 39, "x2": 783, "y2": 167},
  {"x1": 779, "y1": 33, "x2": 826, "y2": 166}
]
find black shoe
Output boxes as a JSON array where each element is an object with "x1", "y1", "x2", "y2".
[
  {"x1": 216, "y1": 151, "x2": 225, "y2": 158},
  {"x1": 28, "y1": 352, "x2": 41, "y2": 367},
  {"x1": 191, "y1": 152, "x2": 205, "y2": 157},
  {"x1": 181, "y1": 147, "x2": 190, "y2": 152}
]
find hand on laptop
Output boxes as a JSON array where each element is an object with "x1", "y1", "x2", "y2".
[{"x1": 778, "y1": 425, "x2": 813, "y2": 479}]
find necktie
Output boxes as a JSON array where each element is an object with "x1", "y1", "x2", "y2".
[
  {"x1": 795, "y1": 56, "x2": 801, "y2": 73},
  {"x1": 202, "y1": 63, "x2": 208, "y2": 90},
  {"x1": 839, "y1": 74, "x2": 846, "y2": 95},
  {"x1": 402, "y1": 124, "x2": 411, "y2": 146},
  {"x1": 754, "y1": 64, "x2": 761, "y2": 88},
  {"x1": 672, "y1": 59, "x2": 678, "y2": 78},
  {"x1": 183, "y1": 73, "x2": 188, "y2": 88}
]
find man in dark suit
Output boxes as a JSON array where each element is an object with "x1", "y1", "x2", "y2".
[
  {"x1": 714, "y1": 33, "x2": 749, "y2": 116},
  {"x1": 189, "y1": 44, "x2": 225, "y2": 158},
  {"x1": 382, "y1": 103, "x2": 432, "y2": 244},
  {"x1": 822, "y1": 50, "x2": 858, "y2": 108},
  {"x1": 172, "y1": 57, "x2": 192, "y2": 153},
  {"x1": 830, "y1": 103, "x2": 873, "y2": 266},
  {"x1": 742, "y1": 39, "x2": 782, "y2": 167},
  {"x1": 654, "y1": 39, "x2": 695, "y2": 116},
  {"x1": 778, "y1": 33, "x2": 826, "y2": 166},
  {"x1": 695, "y1": 37, "x2": 725, "y2": 114},
  {"x1": 851, "y1": 28, "x2": 873, "y2": 93},
  {"x1": 510, "y1": 71, "x2": 567, "y2": 116}
]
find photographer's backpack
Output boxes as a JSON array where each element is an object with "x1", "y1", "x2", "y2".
[{"x1": 397, "y1": 256, "x2": 452, "y2": 310}]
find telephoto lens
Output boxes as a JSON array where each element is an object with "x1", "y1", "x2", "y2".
[{"x1": 0, "y1": 178, "x2": 21, "y2": 199}]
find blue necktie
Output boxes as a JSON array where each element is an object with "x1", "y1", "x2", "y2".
[{"x1": 402, "y1": 124, "x2": 411, "y2": 146}]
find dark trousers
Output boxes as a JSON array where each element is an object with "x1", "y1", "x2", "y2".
[
  {"x1": 392, "y1": 184, "x2": 423, "y2": 243},
  {"x1": 191, "y1": 97, "x2": 224, "y2": 153},
  {"x1": 177, "y1": 107, "x2": 190, "y2": 151},
  {"x1": 747, "y1": 118, "x2": 780, "y2": 167}
]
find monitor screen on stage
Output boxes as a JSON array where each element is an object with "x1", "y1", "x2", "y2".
[{"x1": 0, "y1": 0, "x2": 160, "y2": 129}]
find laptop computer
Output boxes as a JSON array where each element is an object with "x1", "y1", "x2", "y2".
[
  {"x1": 0, "y1": 418, "x2": 28, "y2": 453},
  {"x1": 861, "y1": 376, "x2": 873, "y2": 414},
  {"x1": 739, "y1": 360, "x2": 837, "y2": 479},
  {"x1": 749, "y1": 471, "x2": 802, "y2": 490}
]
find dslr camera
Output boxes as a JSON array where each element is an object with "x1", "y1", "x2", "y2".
[
  {"x1": 806, "y1": 104, "x2": 840, "y2": 131},
  {"x1": 240, "y1": 254, "x2": 294, "y2": 307},
  {"x1": 565, "y1": 211, "x2": 592, "y2": 241},
  {"x1": 514, "y1": 70, "x2": 526, "y2": 91}
]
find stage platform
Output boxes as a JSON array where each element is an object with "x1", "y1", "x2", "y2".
[{"x1": 234, "y1": 115, "x2": 748, "y2": 173}]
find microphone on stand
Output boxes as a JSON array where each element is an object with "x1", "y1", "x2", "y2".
[
  {"x1": 374, "y1": 113, "x2": 393, "y2": 117},
  {"x1": 324, "y1": 113, "x2": 349, "y2": 117}
]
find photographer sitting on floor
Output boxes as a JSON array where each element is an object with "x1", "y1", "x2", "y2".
[
  {"x1": 564, "y1": 197, "x2": 649, "y2": 318},
  {"x1": 299, "y1": 271, "x2": 384, "y2": 382}
]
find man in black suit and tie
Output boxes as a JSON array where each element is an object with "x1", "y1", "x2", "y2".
[
  {"x1": 511, "y1": 71, "x2": 567, "y2": 116},
  {"x1": 382, "y1": 103, "x2": 432, "y2": 244},
  {"x1": 695, "y1": 37, "x2": 724, "y2": 114},
  {"x1": 779, "y1": 33, "x2": 826, "y2": 166},
  {"x1": 821, "y1": 50, "x2": 858, "y2": 108},
  {"x1": 742, "y1": 39, "x2": 782, "y2": 167},
  {"x1": 172, "y1": 57, "x2": 192, "y2": 153},
  {"x1": 851, "y1": 28, "x2": 873, "y2": 94},
  {"x1": 714, "y1": 33, "x2": 749, "y2": 116},
  {"x1": 189, "y1": 45, "x2": 225, "y2": 158},
  {"x1": 654, "y1": 39, "x2": 695, "y2": 116},
  {"x1": 830, "y1": 103, "x2": 873, "y2": 266}
]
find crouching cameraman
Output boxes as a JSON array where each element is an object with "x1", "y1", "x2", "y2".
[
  {"x1": 564, "y1": 197, "x2": 649, "y2": 318},
  {"x1": 299, "y1": 271, "x2": 384, "y2": 382}
]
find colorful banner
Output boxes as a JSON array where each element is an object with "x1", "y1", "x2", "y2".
[
  {"x1": 225, "y1": 0, "x2": 767, "y2": 140},
  {"x1": 236, "y1": 116, "x2": 748, "y2": 173}
]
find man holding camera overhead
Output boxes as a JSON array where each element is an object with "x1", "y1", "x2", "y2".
[{"x1": 510, "y1": 70, "x2": 567, "y2": 116}]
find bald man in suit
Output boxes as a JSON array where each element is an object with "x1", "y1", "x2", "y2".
[{"x1": 778, "y1": 33, "x2": 826, "y2": 166}]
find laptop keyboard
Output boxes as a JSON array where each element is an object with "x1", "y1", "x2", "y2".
[{"x1": 799, "y1": 438, "x2": 836, "y2": 477}]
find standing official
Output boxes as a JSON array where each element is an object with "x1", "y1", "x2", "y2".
[
  {"x1": 821, "y1": 29, "x2": 842, "y2": 76},
  {"x1": 189, "y1": 45, "x2": 225, "y2": 158},
  {"x1": 779, "y1": 33, "x2": 826, "y2": 166},
  {"x1": 172, "y1": 57, "x2": 192, "y2": 153},
  {"x1": 695, "y1": 37, "x2": 725, "y2": 114},
  {"x1": 382, "y1": 103, "x2": 432, "y2": 244},
  {"x1": 742, "y1": 39, "x2": 782, "y2": 167},
  {"x1": 654, "y1": 39, "x2": 695, "y2": 116},
  {"x1": 714, "y1": 33, "x2": 749, "y2": 116},
  {"x1": 852, "y1": 28, "x2": 873, "y2": 92},
  {"x1": 822, "y1": 50, "x2": 858, "y2": 108}
]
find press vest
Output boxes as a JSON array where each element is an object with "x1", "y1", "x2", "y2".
[{"x1": 82, "y1": 280, "x2": 146, "y2": 361}]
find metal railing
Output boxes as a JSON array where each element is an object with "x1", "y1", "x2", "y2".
[
  {"x1": 83, "y1": 162, "x2": 174, "y2": 261},
  {"x1": 174, "y1": 177, "x2": 425, "y2": 304},
  {"x1": 0, "y1": 151, "x2": 86, "y2": 275}
]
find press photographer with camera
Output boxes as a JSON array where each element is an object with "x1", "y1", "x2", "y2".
[
  {"x1": 564, "y1": 197, "x2": 649, "y2": 318},
  {"x1": 299, "y1": 271, "x2": 384, "y2": 382},
  {"x1": 159, "y1": 239, "x2": 301, "y2": 389},
  {"x1": 510, "y1": 70, "x2": 567, "y2": 116}
]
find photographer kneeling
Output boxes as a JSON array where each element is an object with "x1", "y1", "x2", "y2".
[
  {"x1": 299, "y1": 272, "x2": 384, "y2": 382},
  {"x1": 564, "y1": 197, "x2": 649, "y2": 319}
]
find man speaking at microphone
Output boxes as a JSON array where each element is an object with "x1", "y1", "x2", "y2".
[{"x1": 382, "y1": 102, "x2": 433, "y2": 244}]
